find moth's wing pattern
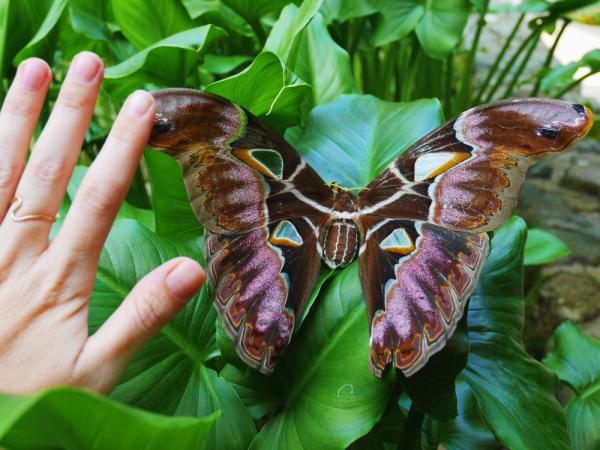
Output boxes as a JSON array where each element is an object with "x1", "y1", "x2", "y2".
[
  {"x1": 357, "y1": 98, "x2": 592, "y2": 376},
  {"x1": 149, "y1": 89, "x2": 332, "y2": 373},
  {"x1": 150, "y1": 88, "x2": 334, "y2": 234},
  {"x1": 205, "y1": 218, "x2": 323, "y2": 373},
  {"x1": 359, "y1": 99, "x2": 593, "y2": 232},
  {"x1": 357, "y1": 217, "x2": 488, "y2": 377}
]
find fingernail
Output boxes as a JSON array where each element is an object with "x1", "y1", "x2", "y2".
[
  {"x1": 72, "y1": 52, "x2": 102, "y2": 83},
  {"x1": 125, "y1": 90, "x2": 153, "y2": 116},
  {"x1": 166, "y1": 259, "x2": 205, "y2": 301},
  {"x1": 17, "y1": 59, "x2": 49, "y2": 91}
]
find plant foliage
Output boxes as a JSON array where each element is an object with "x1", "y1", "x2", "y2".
[{"x1": 0, "y1": 0, "x2": 597, "y2": 448}]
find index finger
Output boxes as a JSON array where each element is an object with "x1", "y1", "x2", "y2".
[{"x1": 51, "y1": 91, "x2": 155, "y2": 276}]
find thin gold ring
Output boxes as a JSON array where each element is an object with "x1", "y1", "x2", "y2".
[{"x1": 10, "y1": 197, "x2": 59, "y2": 223}]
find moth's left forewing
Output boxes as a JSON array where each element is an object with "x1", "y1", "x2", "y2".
[{"x1": 357, "y1": 218, "x2": 488, "y2": 377}]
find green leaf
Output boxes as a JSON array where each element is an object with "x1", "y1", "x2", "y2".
[
  {"x1": 544, "y1": 321, "x2": 600, "y2": 450},
  {"x1": 206, "y1": 51, "x2": 310, "y2": 131},
  {"x1": 400, "y1": 316, "x2": 469, "y2": 421},
  {"x1": 524, "y1": 228, "x2": 571, "y2": 266},
  {"x1": 372, "y1": 0, "x2": 469, "y2": 59},
  {"x1": 372, "y1": 0, "x2": 424, "y2": 47},
  {"x1": 566, "y1": 2, "x2": 600, "y2": 24},
  {"x1": 425, "y1": 379, "x2": 497, "y2": 450},
  {"x1": 541, "y1": 49, "x2": 600, "y2": 94},
  {"x1": 0, "y1": 0, "x2": 63, "y2": 79},
  {"x1": 288, "y1": 94, "x2": 443, "y2": 188},
  {"x1": 111, "y1": 0, "x2": 195, "y2": 50},
  {"x1": 92, "y1": 221, "x2": 255, "y2": 450},
  {"x1": 320, "y1": 0, "x2": 378, "y2": 23},
  {"x1": 220, "y1": 0, "x2": 292, "y2": 21},
  {"x1": 183, "y1": 0, "x2": 253, "y2": 36},
  {"x1": 104, "y1": 26, "x2": 225, "y2": 87},
  {"x1": 68, "y1": 0, "x2": 113, "y2": 41},
  {"x1": 0, "y1": 387, "x2": 217, "y2": 450},
  {"x1": 202, "y1": 54, "x2": 252, "y2": 74},
  {"x1": 415, "y1": 0, "x2": 469, "y2": 59},
  {"x1": 348, "y1": 399, "x2": 406, "y2": 449},
  {"x1": 175, "y1": 365, "x2": 258, "y2": 450},
  {"x1": 14, "y1": 0, "x2": 67, "y2": 64},
  {"x1": 296, "y1": 13, "x2": 358, "y2": 105},
  {"x1": 462, "y1": 217, "x2": 571, "y2": 450},
  {"x1": 144, "y1": 150, "x2": 203, "y2": 239},
  {"x1": 240, "y1": 263, "x2": 395, "y2": 449},
  {"x1": 264, "y1": 0, "x2": 323, "y2": 67}
]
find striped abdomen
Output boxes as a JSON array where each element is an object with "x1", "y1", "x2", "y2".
[{"x1": 322, "y1": 220, "x2": 358, "y2": 269}]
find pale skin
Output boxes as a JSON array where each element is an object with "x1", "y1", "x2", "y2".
[{"x1": 0, "y1": 52, "x2": 206, "y2": 394}]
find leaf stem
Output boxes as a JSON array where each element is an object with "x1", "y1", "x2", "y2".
[
  {"x1": 554, "y1": 70, "x2": 595, "y2": 98},
  {"x1": 475, "y1": 12, "x2": 525, "y2": 104},
  {"x1": 502, "y1": 28, "x2": 541, "y2": 98},
  {"x1": 530, "y1": 19, "x2": 570, "y2": 96},
  {"x1": 399, "y1": 403, "x2": 425, "y2": 449},
  {"x1": 458, "y1": 0, "x2": 490, "y2": 110},
  {"x1": 483, "y1": 20, "x2": 542, "y2": 103},
  {"x1": 400, "y1": 35, "x2": 420, "y2": 101},
  {"x1": 250, "y1": 18, "x2": 266, "y2": 46},
  {"x1": 348, "y1": 18, "x2": 366, "y2": 58},
  {"x1": 444, "y1": 52, "x2": 454, "y2": 118},
  {"x1": 381, "y1": 42, "x2": 399, "y2": 99}
]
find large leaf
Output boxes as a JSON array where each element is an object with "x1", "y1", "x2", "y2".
[
  {"x1": 321, "y1": 0, "x2": 378, "y2": 23},
  {"x1": 288, "y1": 94, "x2": 444, "y2": 188},
  {"x1": 372, "y1": 0, "x2": 469, "y2": 59},
  {"x1": 566, "y1": 2, "x2": 600, "y2": 24},
  {"x1": 92, "y1": 221, "x2": 256, "y2": 450},
  {"x1": 104, "y1": 26, "x2": 225, "y2": 88},
  {"x1": 524, "y1": 228, "x2": 571, "y2": 266},
  {"x1": 0, "y1": 0, "x2": 63, "y2": 79},
  {"x1": 68, "y1": 0, "x2": 113, "y2": 41},
  {"x1": 264, "y1": 0, "x2": 323, "y2": 67},
  {"x1": 220, "y1": 0, "x2": 292, "y2": 21},
  {"x1": 183, "y1": 0, "x2": 253, "y2": 36},
  {"x1": 111, "y1": 0, "x2": 195, "y2": 50},
  {"x1": 544, "y1": 321, "x2": 600, "y2": 450},
  {"x1": 0, "y1": 388, "x2": 217, "y2": 450},
  {"x1": 423, "y1": 379, "x2": 497, "y2": 450},
  {"x1": 13, "y1": 0, "x2": 67, "y2": 64},
  {"x1": 225, "y1": 263, "x2": 395, "y2": 450},
  {"x1": 296, "y1": 13, "x2": 358, "y2": 105},
  {"x1": 541, "y1": 49, "x2": 600, "y2": 94},
  {"x1": 206, "y1": 51, "x2": 310, "y2": 131},
  {"x1": 144, "y1": 150, "x2": 203, "y2": 239},
  {"x1": 462, "y1": 217, "x2": 571, "y2": 450}
]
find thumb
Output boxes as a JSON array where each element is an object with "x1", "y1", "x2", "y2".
[{"x1": 75, "y1": 257, "x2": 205, "y2": 393}]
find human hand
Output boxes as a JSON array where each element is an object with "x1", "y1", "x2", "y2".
[{"x1": 0, "y1": 52, "x2": 205, "y2": 394}]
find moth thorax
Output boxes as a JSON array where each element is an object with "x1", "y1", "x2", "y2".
[{"x1": 322, "y1": 220, "x2": 358, "y2": 269}]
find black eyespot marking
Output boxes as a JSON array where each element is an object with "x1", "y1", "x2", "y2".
[
  {"x1": 152, "y1": 117, "x2": 174, "y2": 134},
  {"x1": 572, "y1": 104, "x2": 586, "y2": 116},
  {"x1": 536, "y1": 128, "x2": 560, "y2": 139}
]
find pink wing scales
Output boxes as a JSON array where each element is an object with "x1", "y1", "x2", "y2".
[
  {"x1": 205, "y1": 217, "x2": 323, "y2": 374},
  {"x1": 358, "y1": 219, "x2": 488, "y2": 377}
]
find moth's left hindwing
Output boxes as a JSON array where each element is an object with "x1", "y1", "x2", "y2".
[
  {"x1": 205, "y1": 218, "x2": 322, "y2": 373},
  {"x1": 150, "y1": 89, "x2": 331, "y2": 374},
  {"x1": 357, "y1": 217, "x2": 488, "y2": 377}
]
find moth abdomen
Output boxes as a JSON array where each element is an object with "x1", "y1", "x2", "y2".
[{"x1": 322, "y1": 220, "x2": 359, "y2": 269}]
